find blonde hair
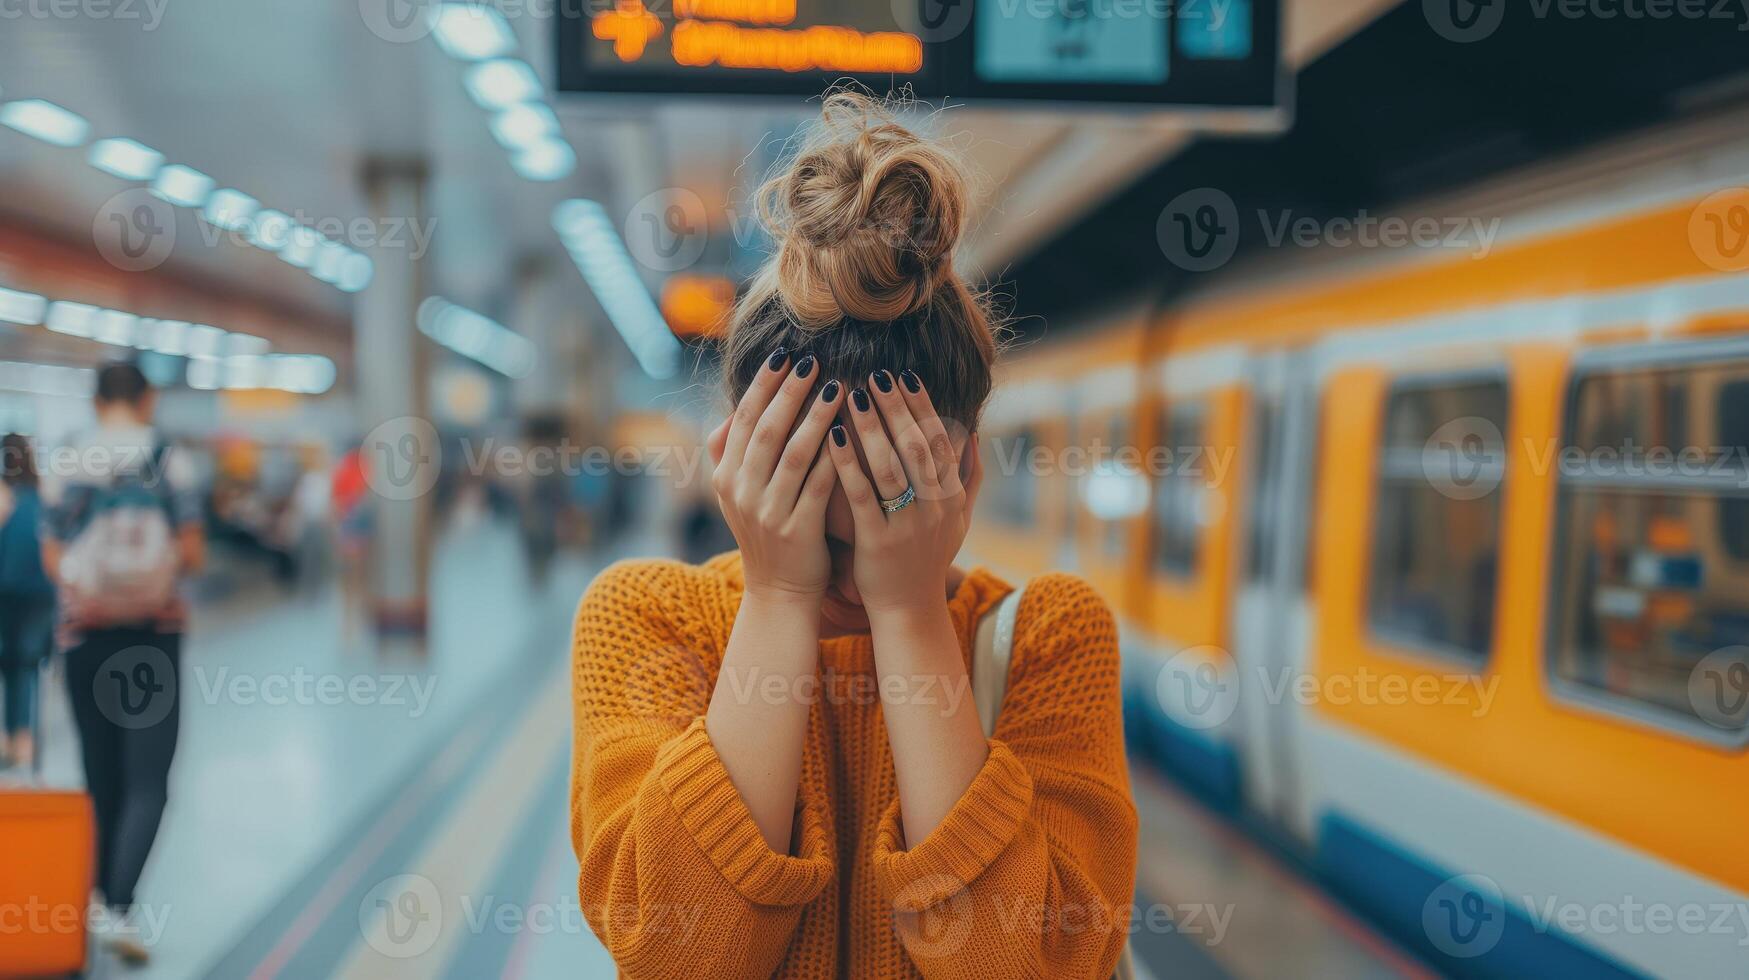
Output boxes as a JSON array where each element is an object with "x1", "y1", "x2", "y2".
[{"x1": 723, "y1": 90, "x2": 999, "y2": 429}]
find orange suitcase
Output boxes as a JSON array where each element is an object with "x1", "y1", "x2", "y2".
[{"x1": 0, "y1": 663, "x2": 94, "y2": 978}]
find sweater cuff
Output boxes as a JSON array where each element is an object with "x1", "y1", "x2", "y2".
[
  {"x1": 654, "y1": 717, "x2": 834, "y2": 908},
  {"x1": 873, "y1": 739, "x2": 1034, "y2": 911}
]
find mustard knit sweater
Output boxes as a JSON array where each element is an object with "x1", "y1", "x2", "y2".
[{"x1": 569, "y1": 553, "x2": 1138, "y2": 979}]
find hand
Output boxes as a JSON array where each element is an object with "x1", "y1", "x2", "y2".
[
  {"x1": 826, "y1": 369, "x2": 983, "y2": 614},
  {"x1": 708, "y1": 349, "x2": 843, "y2": 602}
]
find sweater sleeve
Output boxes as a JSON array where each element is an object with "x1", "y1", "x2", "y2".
[
  {"x1": 871, "y1": 574, "x2": 1139, "y2": 980},
  {"x1": 570, "y1": 560, "x2": 834, "y2": 979}
]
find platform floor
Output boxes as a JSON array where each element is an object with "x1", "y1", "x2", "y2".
[{"x1": 22, "y1": 519, "x2": 1432, "y2": 979}]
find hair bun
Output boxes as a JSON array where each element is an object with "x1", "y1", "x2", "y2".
[{"x1": 758, "y1": 91, "x2": 966, "y2": 327}]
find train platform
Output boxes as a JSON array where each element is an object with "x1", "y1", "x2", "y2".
[{"x1": 21, "y1": 518, "x2": 1431, "y2": 979}]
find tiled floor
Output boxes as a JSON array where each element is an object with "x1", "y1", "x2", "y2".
[
  {"x1": 26, "y1": 518, "x2": 1426, "y2": 979},
  {"x1": 31, "y1": 516, "x2": 616, "y2": 979}
]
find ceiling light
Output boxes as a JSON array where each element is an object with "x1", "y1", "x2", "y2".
[
  {"x1": 204, "y1": 188, "x2": 259, "y2": 231},
  {"x1": 489, "y1": 103, "x2": 558, "y2": 150},
  {"x1": 223, "y1": 332, "x2": 271, "y2": 357},
  {"x1": 142, "y1": 318, "x2": 190, "y2": 355},
  {"x1": 88, "y1": 138, "x2": 164, "y2": 180},
  {"x1": 92, "y1": 309, "x2": 138, "y2": 346},
  {"x1": 337, "y1": 251, "x2": 374, "y2": 293},
  {"x1": 464, "y1": 59, "x2": 542, "y2": 109},
  {"x1": 417, "y1": 297, "x2": 536, "y2": 378},
  {"x1": 0, "y1": 287, "x2": 47, "y2": 326},
  {"x1": 151, "y1": 164, "x2": 214, "y2": 208},
  {"x1": 0, "y1": 100, "x2": 90, "y2": 147},
  {"x1": 186, "y1": 358, "x2": 221, "y2": 391},
  {"x1": 45, "y1": 301, "x2": 97, "y2": 337},
  {"x1": 432, "y1": 4, "x2": 516, "y2": 60},
  {"x1": 270, "y1": 354, "x2": 337, "y2": 394},
  {"x1": 512, "y1": 139, "x2": 574, "y2": 181},
  {"x1": 221, "y1": 355, "x2": 269, "y2": 390},
  {"x1": 312, "y1": 240, "x2": 348, "y2": 283},
  {"x1": 551, "y1": 199, "x2": 681, "y2": 380},
  {"x1": 279, "y1": 226, "x2": 320, "y2": 268},
  {"x1": 249, "y1": 209, "x2": 293, "y2": 250},
  {"x1": 0, "y1": 362, "x2": 96, "y2": 398},
  {"x1": 185, "y1": 323, "x2": 225, "y2": 358}
]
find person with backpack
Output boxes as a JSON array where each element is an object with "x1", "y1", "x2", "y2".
[
  {"x1": 0, "y1": 433, "x2": 56, "y2": 771},
  {"x1": 41, "y1": 363, "x2": 204, "y2": 967}
]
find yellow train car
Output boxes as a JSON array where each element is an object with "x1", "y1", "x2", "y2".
[{"x1": 978, "y1": 114, "x2": 1749, "y2": 978}]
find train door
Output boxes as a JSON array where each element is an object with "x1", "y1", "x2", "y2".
[{"x1": 1231, "y1": 349, "x2": 1319, "y2": 835}]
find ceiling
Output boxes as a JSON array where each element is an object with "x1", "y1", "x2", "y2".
[
  {"x1": 0, "y1": 0, "x2": 1400, "y2": 376},
  {"x1": 1005, "y1": 1, "x2": 1749, "y2": 328}
]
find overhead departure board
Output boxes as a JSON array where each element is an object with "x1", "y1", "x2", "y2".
[{"x1": 555, "y1": 0, "x2": 1281, "y2": 112}]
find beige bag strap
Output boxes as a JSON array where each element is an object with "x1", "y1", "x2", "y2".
[
  {"x1": 972, "y1": 584, "x2": 1024, "y2": 738},
  {"x1": 970, "y1": 581, "x2": 1137, "y2": 980}
]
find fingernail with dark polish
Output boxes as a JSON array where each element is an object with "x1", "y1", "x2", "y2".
[
  {"x1": 767, "y1": 347, "x2": 787, "y2": 371},
  {"x1": 820, "y1": 380, "x2": 840, "y2": 403},
  {"x1": 900, "y1": 369, "x2": 922, "y2": 394},
  {"x1": 873, "y1": 369, "x2": 894, "y2": 393},
  {"x1": 831, "y1": 424, "x2": 848, "y2": 447},
  {"x1": 795, "y1": 353, "x2": 816, "y2": 379},
  {"x1": 852, "y1": 387, "x2": 871, "y2": 412}
]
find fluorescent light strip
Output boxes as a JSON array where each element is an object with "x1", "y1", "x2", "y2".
[
  {"x1": 337, "y1": 251, "x2": 374, "y2": 293},
  {"x1": 152, "y1": 164, "x2": 214, "y2": 208},
  {"x1": 204, "y1": 188, "x2": 259, "y2": 231},
  {"x1": 429, "y1": 13, "x2": 577, "y2": 185},
  {"x1": 512, "y1": 139, "x2": 574, "y2": 181},
  {"x1": 464, "y1": 59, "x2": 542, "y2": 109},
  {"x1": 432, "y1": 3, "x2": 517, "y2": 59},
  {"x1": 551, "y1": 200, "x2": 681, "y2": 380},
  {"x1": 22, "y1": 291, "x2": 335, "y2": 393},
  {"x1": 2, "y1": 91, "x2": 366, "y2": 295},
  {"x1": 89, "y1": 137, "x2": 164, "y2": 180},
  {"x1": 189, "y1": 352, "x2": 339, "y2": 394},
  {"x1": 489, "y1": 103, "x2": 558, "y2": 150},
  {"x1": 45, "y1": 301, "x2": 97, "y2": 338},
  {"x1": 0, "y1": 287, "x2": 48, "y2": 326},
  {"x1": 0, "y1": 99, "x2": 89, "y2": 147},
  {"x1": 415, "y1": 297, "x2": 536, "y2": 378},
  {"x1": 0, "y1": 360, "x2": 97, "y2": 398}
]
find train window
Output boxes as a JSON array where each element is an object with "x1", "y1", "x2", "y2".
[
  {"x1": 1368, "y1": 378, "x2": 1508, "y2": 663},
  {"x1": 1550, "y1": 357, "x2": 1749, "y2": 740},
  {"x1": 1721, "y1": 380, "x2": 1749, "y2": 563},
  {"x1": 1244, "y1": 397, "x2": 1281, "y2": 583},
  {"x1": 985, "y1": 426, "x2": 1040, "y2": 526},
  {"x1": 1151, "y1": 402, "x2": 1208, "y2": 578},
  {"x1": 1102, "y1": 414, "x2": 1132, "y2": 559}
]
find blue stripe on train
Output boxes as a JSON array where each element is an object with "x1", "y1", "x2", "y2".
[
  {"x1": 1314, "y1": 812, "x2": 1649, "y2": 980},
  {"x1": 1121, "y1": 656, "x2": 1242, "y2": 811}
]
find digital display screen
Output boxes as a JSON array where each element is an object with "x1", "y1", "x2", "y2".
[
  {"x1": 975, "y1": 0, "x2": 1170, "y2": 84},
  {"x1": 582, "y1": 0, "x2": 928, "y2": 81},
  {"x1": 555, "y1": 0, "x2": 1280, "y2": 110}
]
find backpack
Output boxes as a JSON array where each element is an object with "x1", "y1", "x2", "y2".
[
  {"x1": 972, "y1": 583, "x2": 1137, "y2": 980},
  {"x1": 57, "y1": 445, "x2": 179, "y2": 625},
  {"x1": 0, "y1": 483, "x2": 55, "y2": 599}
]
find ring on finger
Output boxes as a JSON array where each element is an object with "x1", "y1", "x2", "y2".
[{"x1": 879, "y1": 485, "x2": 916, "y2": 513}]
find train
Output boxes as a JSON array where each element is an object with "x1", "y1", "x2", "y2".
[{"x1": 964, "y1": 106, "x2": 1749, "y2": 978}]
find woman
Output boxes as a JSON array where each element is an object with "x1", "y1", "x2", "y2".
[
  {"x1": 0, "y1": 433, "x2": 56, "y2": 770},
  {"x1": 570, "y1": 92, "x2": 1138, "y2": 979}
]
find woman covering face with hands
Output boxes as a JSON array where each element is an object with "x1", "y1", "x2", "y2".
[{"x1": 569, "y1": 91, "x2": 1137, "y2": 980}]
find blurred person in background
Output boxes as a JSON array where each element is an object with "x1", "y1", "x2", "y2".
[
  {"x1": 282, "y1": 443, "x2": 334, "y2": 594},
  {"x1": 569, "y1": 93, "x2": 1137, "y2": 978},
  {"x1": 677, "y1": 446, "x2": 735, "y2": 563},
  {"x1": 519, "y1": 414, "x2": 568, "y2": 585},
  {"x1": 330, "y1": 443, "x2": 371, "y2": 643},
  {"x1": 0, "y1": 433, "x2": 55, "y2": 770},
  {"x1": 41, "y1": 362, "x2": 205, "y2": 967}
]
